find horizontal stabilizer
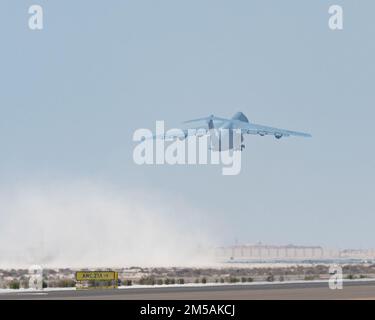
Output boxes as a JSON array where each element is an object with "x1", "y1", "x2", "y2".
[{"x1": 183, "y1": 114, "x2": 230, "y2": 124}]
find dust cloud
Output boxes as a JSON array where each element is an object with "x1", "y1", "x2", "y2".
[{"x1": 0, "y1": 181, "x2": 215, "y2": 268}]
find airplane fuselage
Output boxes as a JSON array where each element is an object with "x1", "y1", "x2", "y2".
[{"x1": 209, "y1": 112, "x2": 248, "y2": 151}]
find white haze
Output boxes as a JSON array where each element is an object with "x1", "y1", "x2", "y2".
[{"x1": 0, "y1": 181, "x2": 216, "y2": 269}]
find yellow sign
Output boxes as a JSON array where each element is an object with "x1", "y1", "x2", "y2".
[{"x1": 76, "y1": 271, "x2": 118, "y2": 282}]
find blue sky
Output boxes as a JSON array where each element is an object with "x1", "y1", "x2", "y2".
[{"x1": 1, "y1": 1, "x2": 374, "y2": 251}]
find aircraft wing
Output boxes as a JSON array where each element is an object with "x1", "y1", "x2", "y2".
[
  {"x1": 234, "y1": 121, "x2": 312, "y2": 138},
  {"x1": 149, "y1": 126, "x2": 210, "y2": 141}
]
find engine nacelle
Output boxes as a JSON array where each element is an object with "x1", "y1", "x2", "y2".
[
  {"x1": 274, "y1": 133, "x2": 283, "y2": 139},
  {"x1": 196, "y1": 129, "x2": 206, "y2": 137},
  {"x1": 178, "y1": 134, "x2": 187, "y2": 141}
]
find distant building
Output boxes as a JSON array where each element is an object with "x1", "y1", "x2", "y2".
[
  {"x1": 215, "y1": 243, "x2": 344, "y2": 262},
  {"x1": 339, "y1": 249, "x2": 375, "y2": 260},
  {"x1": 120, "y1": 268, "x2": 145, "y2": 281}
]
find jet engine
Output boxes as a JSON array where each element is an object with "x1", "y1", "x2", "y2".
[
  {"x1": 274, "y1": 133, "x2": 283, "y2": 139},
  {"x1": 196, "y1": 129, "x2": 206, "y2": 137}
]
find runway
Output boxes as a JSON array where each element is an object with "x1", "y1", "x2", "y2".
[{"x1": 1, "y1": 280, "x2": 375, "y2": 300}]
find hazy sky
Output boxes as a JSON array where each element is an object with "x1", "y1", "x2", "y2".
[{"x1": 1, "y1": 0, "x2": 374, "y2": 257}]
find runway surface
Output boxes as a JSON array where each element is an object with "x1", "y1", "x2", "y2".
[{"x1": 1, "y1": 281, "x2": 375, "y2": 300}]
